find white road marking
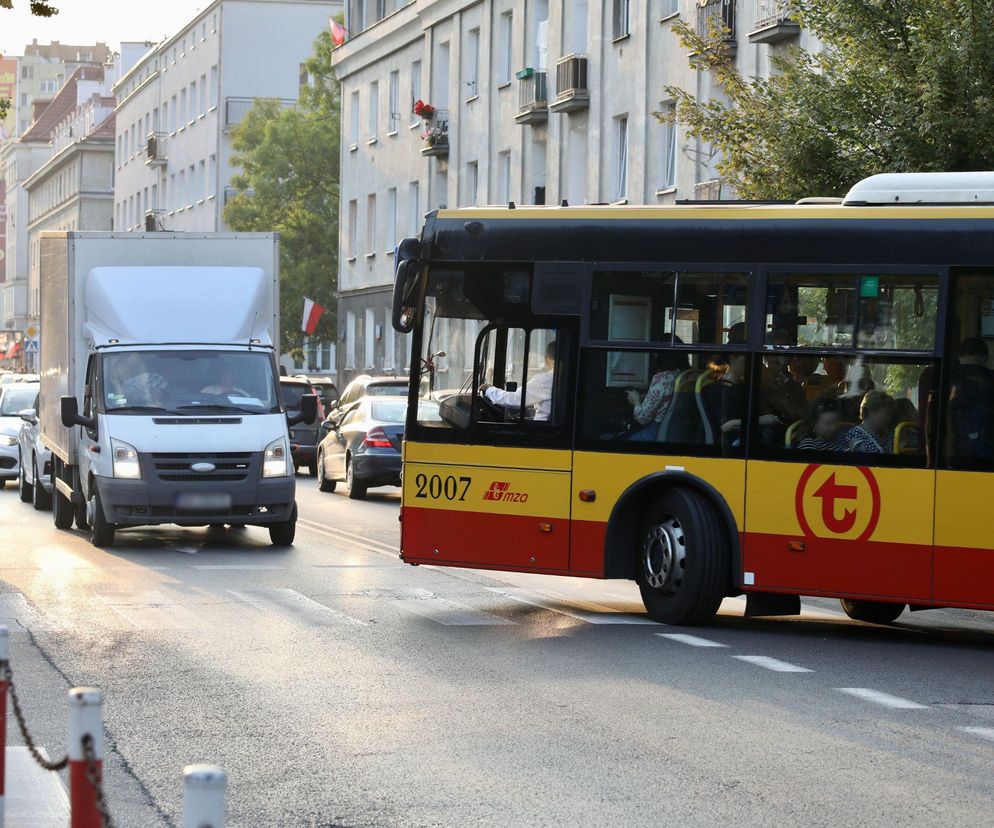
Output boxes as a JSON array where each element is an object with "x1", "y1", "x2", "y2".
[
  {"x1": 486, "y1": 587, "x2": 657, "y2": 625},
  {"x1": 6, "y1": 746, "x2": 69, "y2": 825},
  {"x1": 94, "y1": 590, "x2": 206, "y2": 630},
  {"x1": 959, "y1": 726, "x2": 994, "y2": 742},
  {"x1": 298, "y1": 518, "x2": 397, "y2": 554},
  {"x1": 734, "y1": 655, "x2": 813, "y2": 673},
  {"x1": 228, "y1": 588, "x2": 367, "y2": 627},
  {"x1": 374, "y1": 588, "x2": 514, "y2": 626},
  {"x1": 836, "y1": 688, "x2": 928, "y2": 709},
  {"x1": 657, "y1": 633, "x2": 727, "y2": 648},
  {"x1": 192, "y1": 564, "x2": 285, "y2": 570}
]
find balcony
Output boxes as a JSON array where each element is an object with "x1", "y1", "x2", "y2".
[
  {"x1": 223, "y1": 97, "x2": 296, "y2": 131},
  {"x1": 696, "y1": 0, "x2": 736, "y2": 41},
  {"x1": 223, "y1": 186, "x2": 253, "y2": 207},
  {"x1": 145, "y1": 132, "x2": 167, "y2": 166},
  {"x1": 693, "y1": 179, "x2": 735, "y2": 201},
  {"x1": 514, "y1": 69, "x2": 548, "y2": 125},
  {"x1": 144, "y1": 209, "x2": 165, "y2": 231},
  {"x1": 550, "y1": 55, "x2": 589, "y2": 114},
  {"x1": 420, "y1": 110, "x2": 449, "y2": 157},
  {"x1": 748, "y1": 0, "x2": 800, "y2": 43}
]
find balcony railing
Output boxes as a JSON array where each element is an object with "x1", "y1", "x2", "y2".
[
  {"x1": 696, "y1": 0, "x2": 736, "y2": 40},
  {"x1": 550, "y1": 55, "x2": 589, "y2": 114},
  {"x1": 693, "y1": 179, "x2": 735, "y2": 201},
  {"x1": 223, "y1": 97, "x2": 296, "y2": 131},
  {"x1": 748, "y1": 0, "x2": 800, "y2": 44},
  {"x1": 145, "y1": 132, "x2": 167, "y2": 166},
  {"x1": 420, "y1": 109, "x2": 449, "y2": 157},
  {"x1": 514, "y1": 69, "x2": 548, "y2": 125},
  {"x1": 144, "y1": 209, "x2": 165, "y2": 231}
]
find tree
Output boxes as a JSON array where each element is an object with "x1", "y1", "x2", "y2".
[
  {"x1": 224, "y1": 31, "x2": 340, "y2": 362},
  {"x1": 0, "y1": 1, "x2": 60, "y2": 123},
  {"x1": 659, "y1": 0, "x2": 994, "y2": 200}
]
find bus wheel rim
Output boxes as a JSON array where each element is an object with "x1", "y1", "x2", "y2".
[{"x1": 643, "y1": 515, "x2": 685, "y2": 593}]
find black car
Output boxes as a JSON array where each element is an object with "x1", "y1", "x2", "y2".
[
  {"x1": 316, "y1": 396, "x2": 439, "y2": 499},
  {"x1": 280, "y1": 378, "x2": 326, "y2": 475}
]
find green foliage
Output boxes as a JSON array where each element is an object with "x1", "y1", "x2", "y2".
[
  {"x1": 1, "y1": 1, "x2": 60, "y2": 117},
  {"x1": 659, "y1": 0, "x2": 994, "y2": 200},
  {"x1": 224, "y1": 31, "x2": 340, "y2": 360}
]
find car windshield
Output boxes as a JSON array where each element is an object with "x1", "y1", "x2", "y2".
[
  {"x1": 0, "y1": 385, "x2": 38, "y2": 415},
  {"x1": 371, "y1": 400, "x2": 407, "y2": 423},
  {"x1": 103, "y1": 351, "x2": 279, "y2": 414},
  {"x1": 367, "y1": 383, "x2": 407, "y2": 397}
]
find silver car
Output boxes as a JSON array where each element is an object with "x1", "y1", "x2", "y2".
[
  {"x1": 16, "y1": 392, "x2": 52, "y2": 509},
  {"x1": 0, "y1": 383, "x2": 38, "y2": 490}
]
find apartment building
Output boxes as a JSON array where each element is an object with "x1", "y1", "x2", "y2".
[
  {"x1": 331, "y1": 0, "x2": 819, "y2": 384},
  {"x1": 113, "y1": 0, "x2": 341, "y2": 235}
]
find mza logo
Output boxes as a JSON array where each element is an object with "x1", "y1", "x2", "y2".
[
  {"x1": 794, "y1": 464, "x2": 881, "y2": 541},
  {"x1": 483, "y1": 481, "x2": 529, "y2": 503}
]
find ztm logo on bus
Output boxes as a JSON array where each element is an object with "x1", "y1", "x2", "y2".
[
  {"x1": 483, "y1": 481, "x2": 529, "y2": 503},
  {"x1": 794, "y1": 464, "x2": 882, "y2": 541}
]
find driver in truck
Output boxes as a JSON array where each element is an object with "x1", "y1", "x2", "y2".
[
  {"x1": 481, "y1": 340, "x2": 557, "y2": 422},
  {"x1": 201, "y1": 363, "x2": 248, "y2": 397}
]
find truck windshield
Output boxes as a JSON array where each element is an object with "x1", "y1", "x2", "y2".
[{"x1": 102, "y1": 351, "x2": 279, "y2": 415}]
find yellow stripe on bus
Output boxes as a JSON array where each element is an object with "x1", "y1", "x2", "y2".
[{"x1": 403, "y1": 441, "x2": 571, "y2": 471}]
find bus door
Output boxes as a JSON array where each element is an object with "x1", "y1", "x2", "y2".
[
  {"x1": 744, "y1": 271, "x2": 939, "y2": 603},
  {"x1": 403, "y1": 320, "x2": 575, "y2": 573},
  {"x1": 933, "y1": 270, "x2": 994, "y2": 608}
]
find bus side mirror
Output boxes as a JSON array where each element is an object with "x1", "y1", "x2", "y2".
[{"x1": 391, "y1": 238, "x2": 422, "y2": 334}]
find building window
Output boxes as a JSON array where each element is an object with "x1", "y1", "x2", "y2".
[
  {"x1": 384, "y1": 319, "x2": 396, "y2": 372},
  {"x1": 614, "y1": 115, "x2": 629, "y2": 201},
  {"x1": 660, "y1": 102, "x2": 678, "y2": 190},
  {"x1": 346, "y1": 311, "x2": 356, "y2": 370},
  {"x1": 198, "y1": 160, "x2": 206, "y2": 200},
  {"x1": 388, "y1": 70, "x2": 400, "y2": 133},
  {"x1": 464, "y1": 161, "x2": 478, "y2": 207},
  {"x1": 179, "y1": 89, "x2": 187, "y2": 127},
  {"x1": 662, "y1": 0, "x2": 679, "y2": 16},
  {"x1": 365, "y1": 308, "x2": 376, "y2": 369},
  {"x1": 498, "y1": 12, "x2": 513, "y2": 85},
  {"x1": 613, "y1": 0, "x2": 632, "y2": 39},
  {"x1": 199, "y1": 74, "x2": 207, "y2": 115},
  {"x1": 408, "y1": 181, "x2": 420, "y2": 236},
  {"x1": 465, "y1": 27, "x2": 480, "y2": 99},
  {"x1": 366, "y1": 194, "x2": 377, "y2": 255},
  {"x1": 410, "y1": 60, "x2": 421, "y2": 126},
  {"x1": 350, "y1": 90, "x2": 360, "y2": 147},
  {"x1": 347, "y1": 199, "x2": 358, "y2": 259},
  {"x1": 497, "y1": 151, "x2": 511, "y2": 205},
  {"x1": 386, "y1": 187, "x2": 397, "y2": 250},
  {"x1": 189, "y1": 82, "x2": 197, "y2": 123},
  {"x1": 210, "y1": 66, "x2": 218, "y2": 108},
  {"x1": 369, "y1": 81, "x2": 379, "y2": 140}
]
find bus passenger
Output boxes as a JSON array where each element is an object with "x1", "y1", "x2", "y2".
[
  {"x1": 788, "y1": 355, "x2": 828, "y2": 401},
  {"x1": 797, "y1": 398, "x2": 846, "y2": 451},
  {"x1": 625, "y1": 345, "x2": 687, "y2": 441},
  {"x1": 702, "y1": 355, "x2": 778, "y2": 448},
  {"x1": 481, "y1": 340, "x2": 556, "y2": 421},
  {"x1": 948, "y1": 337, "x2": 994, "y2": 461},
  {"x1": 846, "y1": 390, "x2": 894, "y2": 454},
  {"x1": 758, "y1": 332, "x2": 807, "y2": 442}
]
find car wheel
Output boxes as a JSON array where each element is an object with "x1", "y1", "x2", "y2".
[
  {"x1": 18, "y1": 457, "x2": 32, "y2": 503},
  {"x1": 32, "y1": 458, "x2": 51, "y2": 511},
  {"x1": 269, "y1": 503, "x2": 297, "y2": 546},
  {"x1": 0, "y1": 480, "x2": 6, "y2": 490},
  {"x1": 87, "y1": 488, "x2": 116, "y2": 547},
  {"x1": 317, "y1": 452, "x2": 336, "y2": 493},
  {"x1": 840, "y1": 599, "x2": 905, "y2": 625},
  {"x1": 307, "y1": 459, "x2": 318, "y2": 477},
  {"x1": 346, "y1": 458, "x2": 367, "y2": 501},
  {"x1": 636, "y1": 488, "x2": 729, "y2": 625}
]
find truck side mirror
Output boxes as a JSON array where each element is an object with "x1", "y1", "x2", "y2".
[
  {"x1": 287, "y1": 394, "x2": 318, "y2": 426},
  {"x1": 61, "y1": 396, "x2": 94, "y2": 430}
]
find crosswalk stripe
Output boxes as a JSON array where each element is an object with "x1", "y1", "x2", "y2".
[
  {"x1": 364, "y1": 588, "x2": 513, "y2": 626},
  {"x1": 959, "y1": 726, "x2": 994, "y2": 742},
  {"x1": 192, "y1": 565, "x2": 285, "y2": 570},
  {"x1": 734, "y1": 655, "x2": 813, "y2": 673},
  {"x1": 297, "y1": 519, "x2": 397, "y2": 554},
  {"x1": 485, "y1": 587, "x2": 657, "y2": 625},
  {"x1": 657, "y1": 633, "x2": 727, "y2": 648},
  {"x1": 836, "y1": 688, "x2": 928, "y2": 709},
  {"x1": 94, "y1": 590, "x2": 206, "y2": 630},
  {"x1": 227, "y1": 588, "x2": 367, "y2": 627}
]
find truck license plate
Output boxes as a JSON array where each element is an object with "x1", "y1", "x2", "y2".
[{"x1": 175, "y1": 493, "x2": 232, "y2": 511}]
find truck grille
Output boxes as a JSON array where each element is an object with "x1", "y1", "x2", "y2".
[{"x1": 150, "y1": 452, "x2": 255, "y2": 482}]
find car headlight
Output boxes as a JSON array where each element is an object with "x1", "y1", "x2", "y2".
[
  {"x1": 263, "y1": 437, "x2": 289, "y2": 478},
  {"x1": 111, "y1": 438, "x2": 142, "y2": 479},
  {"x1": 0, "y1": 435, "x2": 16, "y2": 447}
]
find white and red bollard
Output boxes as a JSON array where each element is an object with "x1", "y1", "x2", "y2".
[
  {"x1": 68, "y1": 687, "x2": 103, "y2": 828},
  {"x1": 183, "y1": 764, "x2": 226, "y2": 828},
  {"x1": 0, "y1": 625, "x2": 8, "y2": 828}
]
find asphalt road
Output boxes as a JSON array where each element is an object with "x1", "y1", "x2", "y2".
[{"x1": 1, "y1": 474, "x2": 993, "y2": 826}]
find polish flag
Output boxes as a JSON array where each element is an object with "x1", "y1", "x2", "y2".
[
  {"x1": 302, "y1": 297, "x2": 326, "y2": 336},
  {"x1": 330, "y1": 19, "x2": 347, "y2": 46}
]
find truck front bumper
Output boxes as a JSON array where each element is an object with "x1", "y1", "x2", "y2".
[{"x1": 95, "y1": 474, "x2": 296, "y2": 527}]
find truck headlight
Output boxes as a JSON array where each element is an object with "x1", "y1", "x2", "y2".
[
  {"x1": 0, "y1": 435, "x2": 16, "y2": 447},
  {"x1": 263, "y1": 438, "x2": 289, "y2": 478},
  {"x1": 111, "y1": 438, "x2": 142, "y2": 479}
]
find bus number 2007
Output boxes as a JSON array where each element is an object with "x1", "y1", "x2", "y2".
[{"x1": 413, "y1": 473, "x2": 471, "y2": 501}]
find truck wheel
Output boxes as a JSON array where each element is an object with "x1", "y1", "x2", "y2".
[
  {"x1": 269, "y1": 504, "x2": 297, "y2": 546},
  {"x1": 87, "y1": 489, "x2": 115, "y2": 548},
  {"x1": 32, "y1": 459, "x2": 51, "y2": 511},
  {"x1": 317, "y1": 453, "x2": 336, "y2": 492},
  {"x1": 346, "y1": 459, "x2": 367, "y2": 501},
  {"x1": 636, "y1": 488, "x2": 729, "y2": 626},
  {"x1": 74, "y1": 500, "x2": 89, "y2": 531},
  {"x1": 53, "y1": 483, "x2": 74, "y2": 529},
  {"x1": 18, "y1": 459, "x2": 33, "y2": 503},
  {"x1": 840, "y1": 599, "x2": 905, "y2": 625}
]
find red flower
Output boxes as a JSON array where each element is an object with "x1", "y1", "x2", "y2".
[{"x1": 413, "y1": 99, "x2": 436, "y2": 120}]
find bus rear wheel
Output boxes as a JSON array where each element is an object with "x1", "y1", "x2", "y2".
[
  {"x1": 840, "y1": 599, "x2": 905, "y2": 625},
  {"x1": 636, "y1": 488, "x2": 728, "y2": 626}
]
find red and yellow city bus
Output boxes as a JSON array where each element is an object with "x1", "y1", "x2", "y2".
[{"x1": 391, "y1": 172, "x2": 994, "y2": 625}]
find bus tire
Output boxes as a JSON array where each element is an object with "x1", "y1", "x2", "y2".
[
  {"x1": 840, "y1": 599, "x2": 905, "y2": 625},
  {"x1": 636, "y1": 488, "x2": 728, "y2": 626}
]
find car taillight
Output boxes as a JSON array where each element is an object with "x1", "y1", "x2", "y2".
[{"x1": 364, "y1": 426, "x2": 393, "y2": 448}]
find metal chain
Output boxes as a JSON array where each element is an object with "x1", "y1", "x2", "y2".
[
  {"x1": 82, "y1": 732, "x2": 115, "y2": 828},
  {"x1": 2, "y1": 662, "x2": 69, "y2": 771}
]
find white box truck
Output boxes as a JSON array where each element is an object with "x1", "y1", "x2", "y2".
[{"x1": 39, "y1": 232, "x2": 316, "y2": 547}]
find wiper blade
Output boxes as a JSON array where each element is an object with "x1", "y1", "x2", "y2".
[
  {"x1": 106, "y1": 405, "x2": 171, "y2": 413},
  {"x1": 175, "y1": 404, "x2": 263, "y2": 414}
]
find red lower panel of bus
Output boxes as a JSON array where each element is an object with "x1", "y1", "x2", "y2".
[{"x1": 934, "y1": 545, "x2": 994, "y2": 608}]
